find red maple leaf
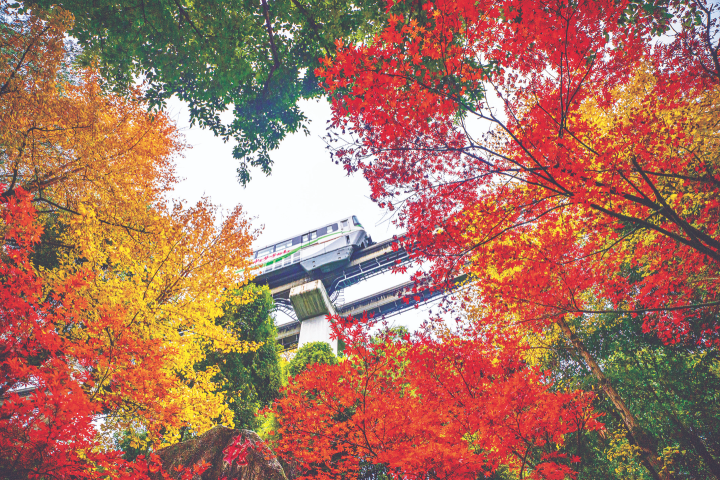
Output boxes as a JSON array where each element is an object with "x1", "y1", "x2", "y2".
[{"x1": 223, "y1": 436, "x2": 253, "y2": 467}]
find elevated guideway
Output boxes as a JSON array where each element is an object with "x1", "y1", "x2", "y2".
[
  {"x1": 275, "y1": 274, "x2": 467, "y2": 350},
  {"x1": 337, "y1": 274, "x2": 467, "y2": 319},
  {"x1": 254, "y1": 230, "x2": 470, "y2": 351},
  {"x1": 258, "y1": 236, "x2": 411, "y2": 302}
]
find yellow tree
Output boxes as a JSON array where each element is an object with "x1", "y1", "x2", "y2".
[{"x1": 1, "y1": 4, "x2": 259, "y2": 446}]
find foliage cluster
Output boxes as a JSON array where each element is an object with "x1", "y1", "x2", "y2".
[
  {"x1": 198, "y1": 284, "x2": 284, "y2": 433},
  {"x1": 266, "y1": 0, "x2": 720, "y2": 479},
  {"x1": 287, "y1": 341, "x2": 339, "y2": 377},
  {"x1": 0, "y1": 3, "x2": 277, "y2": 477},
  {"x1": 0, "y1": 188, "x2": 214, "y2": 479},
  {"x1": 272, "y1": 318, "x2": 601, "y2": 480},
  {"x1": 4, "y1": 0, "x2": 720, "y2": 479},
  {"x1": 26, "y1": 0, "x2": 392, "y2": 184}
]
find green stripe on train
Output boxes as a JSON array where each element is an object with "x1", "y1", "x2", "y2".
[{"x1": 259, "y1": 231, "x2": 344, "y2": 268}]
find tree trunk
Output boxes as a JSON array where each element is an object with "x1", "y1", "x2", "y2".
[{"x1": 556, "y1": 317, "x2": 671, "y2": 480}]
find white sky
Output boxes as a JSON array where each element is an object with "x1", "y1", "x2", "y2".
[{"x1": 167, "y1": 98, "x2": 442, "y2": 330}]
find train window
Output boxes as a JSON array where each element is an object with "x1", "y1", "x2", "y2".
[
  {"x1": 327, "y1": 223, "x2": 338, "y2": 232},
  {"x1": 353, "y1": 215, "x2": 362, "y2": 227},
  {"x1": 302, "y1": 231, "x2": 317, "y2": 242},
  {"x1": 276, "y1": 239, "x2": 293, "y2": 252},
  {"x1": 317, "y1": 226, "x2": 327, "y2": 236},
  {"x1": 292, "y1": 236, "x2": 301, "y2": 246},
  {"x1": 341, "y1": 219, "x2": 349, "y2": 230},
  {"x1": 257, "y1": 246, "x2": 274, "y2": 258}
]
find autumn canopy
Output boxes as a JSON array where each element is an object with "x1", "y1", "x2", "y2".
[
  {"x1": 1, "y1": 4, "x2": 261, "y2": 478},
  {"x1": 3, "y1": 0, "x2": 720, "y2": 479}
]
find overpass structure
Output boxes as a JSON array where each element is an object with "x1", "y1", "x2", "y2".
[
  {"x1": 254, "y1": 237, "x2": 465, "y2": 351},
  {"x1": 274, "y1": 273, "x2": 467, "y2": 350}
]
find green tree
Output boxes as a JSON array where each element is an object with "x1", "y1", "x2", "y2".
[
  {"x1": 539, "y1": 314, "x2": 720, "y2": 479},
  {"x1": 287, "y1": 341, "x2": 338, "y2": 377},
  {"x1": 27, "y1": 0, "x2": 389, "y2": 184},
  {"x1": 199, "y1": 284, "x2": 283, "y2": 431}
]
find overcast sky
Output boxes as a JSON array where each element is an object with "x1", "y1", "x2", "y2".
[{"x1": 167, "y1": 98, "x2": 441, "y2": 329}]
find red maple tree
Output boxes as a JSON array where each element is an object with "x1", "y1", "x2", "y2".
[
  {"x1": 271, "y1": 317, "x2": 601, "y2": 480},
  {"x1": 1, "y1": 188, "x2": 105, "y2": 478},
  {"x1": 315, "y1": 0, "x2": 720, "y2": 476},
  {"x1": 0, "y1": 188, "x2": 211, "y2": 479},
  {"x1": 318, "y1": 0, "x2": 720, "y2": 344}
]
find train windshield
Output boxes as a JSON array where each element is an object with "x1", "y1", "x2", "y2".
[{"x1": 352, "y1": 215, "x2": 362, "y2": 227}]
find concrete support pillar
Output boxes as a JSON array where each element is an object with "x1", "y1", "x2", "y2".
[{"x1": 289, "y1": 280, "x2": 338, "y2": 353}]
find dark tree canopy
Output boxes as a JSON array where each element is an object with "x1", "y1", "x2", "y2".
[
  {"x1": 200, "y1": 284, "x2": 283, "y2": 431},
  {"x1": 28, "y1": 0, "x2": 388, "y2": 184}
]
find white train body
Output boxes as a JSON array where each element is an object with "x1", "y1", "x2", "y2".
[{"x1": 253, "y1": 215, "x2": 370, "y2": 277}]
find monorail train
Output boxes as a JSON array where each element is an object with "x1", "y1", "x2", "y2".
[{"x1": 253, "y1": 215, "x2": 371, "y2": 277}]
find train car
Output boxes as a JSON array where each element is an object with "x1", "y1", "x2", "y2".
[{"x1": 253, "y1": 215, "x2": 371, "y2": 277}]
